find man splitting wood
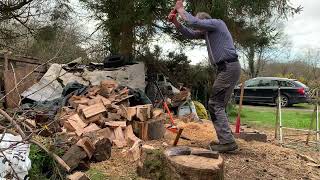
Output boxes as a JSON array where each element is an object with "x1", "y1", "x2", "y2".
[{"x1": 168, "y1": 0, "x2": 240, "y2": 152}]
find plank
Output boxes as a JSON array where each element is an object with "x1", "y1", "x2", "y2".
[{"x1": 4, "y1": 66, "x2": 41, "y2": 108}]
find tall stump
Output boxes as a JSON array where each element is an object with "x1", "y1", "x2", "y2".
[{"x1": 164, "y1": 147, "x2": 224, "y2": 180}]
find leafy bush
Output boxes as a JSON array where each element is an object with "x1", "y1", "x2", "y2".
[{"x1": 29, "y1": 144, "x2": 65, "y2": 180}]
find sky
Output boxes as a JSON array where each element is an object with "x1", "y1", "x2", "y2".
[
  {"x1": 285, "y1": 0, "x2": 320, "y2": 52},
  {"x1": 72, "y1": 0, "x2": 319, "y2": 65}
]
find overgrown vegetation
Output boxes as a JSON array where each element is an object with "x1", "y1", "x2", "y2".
[{"x1": 29, "y1": 144, "x2": 65, "y2": 180}]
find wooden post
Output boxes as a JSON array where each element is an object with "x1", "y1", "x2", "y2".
[
  {"x1": 274, "y1": 93, "x2": 280, "y2": 139},
  {"x1": 316, "y1": 90, "x2": 319, "y2": 142},
  {"x1": 306, "y1": 103, "x2": 317, "y2": 145},
  {"x1": 4, "y1": 52, "x2": 8, "y2": 71},
  {"x1": 235, "y1": 82, "x2": 245, "y2": 134},
  {"x1": 278, "y1": 87, "x2": 283, "y2": 144}
]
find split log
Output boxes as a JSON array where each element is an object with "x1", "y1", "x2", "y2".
[
  {"x1": 113, "y1": 126, "x2": 126, "y2": 148},
  {"x1": 62, "y1": 145, "x2": 87, "y2": 171},
  {"x1": 82, "y1": 123, "x2": 101, "y2": 135},
  {"x1": 126, "y1": 107, "x2": 137, "y2": 121},
  {"x1": 136, "y1": 105, "x2": 152, "y2": 121},
  {"x1": 77, "y1": 104, "x2": 88, "y2": 114},
  {"x1": 76, "y1": 137, "x2": 95, "y2": 159},
  {"x1": 100, "y1": 80, "x2": 118, "y2": 97},
  {"x1": 125, "y1": 125, "x2": 143, "y2": 161},
  {"x1": 82, "y1": 103, "x2": 106, "y2": 119},
  {"x1": 133, "y1": 119, "x2": 165, "y2": 141},
  {"x1": 164, "y1": 147, "x2": 224, "y2": 180},
  {"x1": 147, "y1": 119, "x2": 165, "y2": 140},
  {"x1": 92, "y1": 138, "x2": 112, "y2": 162},
  {"x1": 85, "y1": 113, "x2": 103, "y2": 124}
]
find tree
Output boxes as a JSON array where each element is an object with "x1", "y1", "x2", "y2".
[
  {"x1": 79, "y1": 0, "x2": 172, "y2": 58},
  {"x1": 79, "y1": 0, "x2": 300, "y2": 61}
]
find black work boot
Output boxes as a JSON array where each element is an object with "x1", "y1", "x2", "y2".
[
  {"x1": 209, "y1": 140, "x2": 220, "y2": 146},
  {"x1": 209, "y1": 142, "x2": 238, "y2": 152}
]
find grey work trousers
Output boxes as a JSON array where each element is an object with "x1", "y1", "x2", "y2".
[{"x1": 208, "y1": 61, "x2": 241, "y2": 144}]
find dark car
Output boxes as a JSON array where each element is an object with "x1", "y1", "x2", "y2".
[{"x1": 234, "y1": 77, "x2": 310, "y2": 107}]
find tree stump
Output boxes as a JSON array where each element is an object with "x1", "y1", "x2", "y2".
[{"x1": 164, "y1": 147, "x2": 224, "y2": 180}]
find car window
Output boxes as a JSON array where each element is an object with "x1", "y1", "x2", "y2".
[
  {"x1": 279, "y1": 81, "x2": 294, "y2": 87},
  {"x1": 257, "y1": 79, "x2": 272, "y2": 87},
  {"x1": 271, "y1": 80, "x2": 279, "y2": 87},
  {"x1": 294, "y1": 81, "x2": 307, "y2": 88},
  {"x1": 245, "y1": 79, "x2": 260, "y2": 87}
]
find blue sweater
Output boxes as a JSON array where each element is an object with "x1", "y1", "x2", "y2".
[{"x1": 177, "y1": 11, "x2": 238, "y2": 65}]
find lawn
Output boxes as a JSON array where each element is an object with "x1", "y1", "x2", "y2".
[{"x1": 229, "y1": 106, "x2": 318, "y2": 130}]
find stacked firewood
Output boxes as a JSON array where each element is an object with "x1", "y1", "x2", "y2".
[{"x1": 55, "y1": 80, "x2": 164, "y2": 172}]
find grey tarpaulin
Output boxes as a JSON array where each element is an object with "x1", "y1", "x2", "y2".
[{"x1": 21, "y1": 62, "x2": 146, "y2": 102}]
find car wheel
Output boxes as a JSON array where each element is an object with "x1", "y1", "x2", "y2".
[{"x1": 275, "y1": 95, "x2": 289, "y2": 107}]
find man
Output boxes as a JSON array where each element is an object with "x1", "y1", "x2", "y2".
[{"x1": 168, "y1": 0, "x2": 240, "y2": 152}]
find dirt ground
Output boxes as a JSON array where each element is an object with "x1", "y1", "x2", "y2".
[{"x1": 90, "y1": 120, "x2": 320, "y2": 180}]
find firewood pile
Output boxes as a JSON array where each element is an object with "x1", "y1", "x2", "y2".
[{"x1": 47, "y1": 79, "x2": 165, "y2": 172}]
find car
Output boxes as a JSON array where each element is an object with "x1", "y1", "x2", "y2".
[{"x1": 233, "y1": 77, "x2": 310, "y2": 107}]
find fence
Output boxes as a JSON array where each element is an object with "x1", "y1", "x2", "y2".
[{"x1": 275, "y1": 88, "x2": 319, "y2": 148}]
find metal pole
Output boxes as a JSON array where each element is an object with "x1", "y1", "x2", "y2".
[{"x1": 278, "y1": 87, "x2": 283, "y2": 144}]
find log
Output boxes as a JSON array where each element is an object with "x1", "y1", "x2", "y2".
[
  {"x1": 82, "y1": 103, "x2": 106, "y2": 118},
  {"x1": 164, "y1": 147, "x2": 224, "y2": 180},
  {"x1": 92, "y1": 138, "x2": 112, "y2": 162},
  {"x1": 76, "y1": 137, "x2": 95, "y2": 159},
  {"x1": 62, "y1": 145, "x2": 87, "y2": 171},
  {"x1": 133, "y1": 119, "x2": 165, "y2": 140}
]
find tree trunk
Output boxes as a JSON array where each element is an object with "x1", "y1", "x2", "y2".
[
  {"x1": 164, "y1": 147, "x2": 224, "y2": 180},
  {"x1": 248, "y1": 45, "x2": 255, "y2": 78}
]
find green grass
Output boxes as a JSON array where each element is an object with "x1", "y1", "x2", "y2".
[
  {"x1": 86, "y1": 168, "x2": 108, "y2": 180},
  {"x1": 229, "y1": 108, "x2": 317, "y2": 130}
]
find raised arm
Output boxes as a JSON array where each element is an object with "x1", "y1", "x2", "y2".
[
  {"x1": 168, "y1": 10, "x2": 204, "y2": 39},
  {"x1": 175, "y1": 0, "x2": 220, "y2": 31}
]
